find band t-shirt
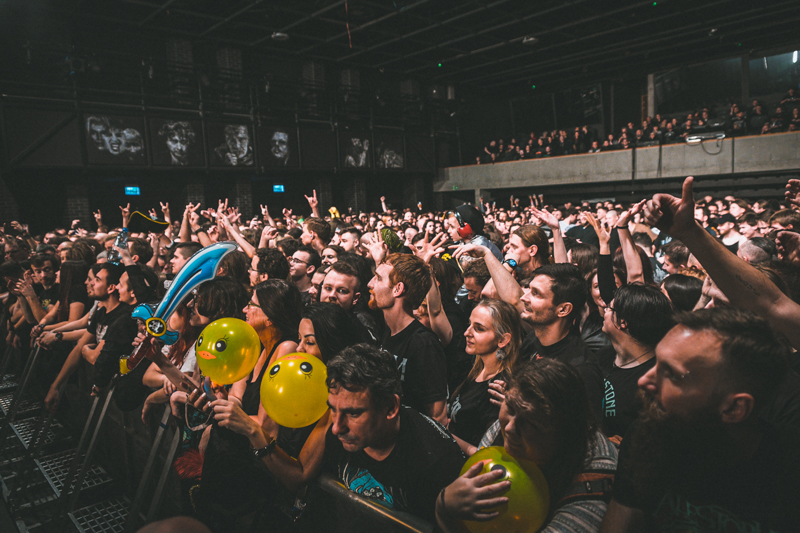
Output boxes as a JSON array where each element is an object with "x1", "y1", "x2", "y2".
[
  {"x1": 447, "y1": 371, "x2": 506, "y2": 447},
  {"x1": 613, "y1": 421, "x2": 800, "y2": 532},
  {"x1": 381, "y1": 320, "x2": 447, "y2": 414},
  {"x1": 323, "y1": 406, "x2": 466, "y2": 523},
  {"x1": 34, "y1": 283, "x2": 60, "y2": 312},
  {"x1": 597, "y1": 345, "x2": 656, "y2": 439}
]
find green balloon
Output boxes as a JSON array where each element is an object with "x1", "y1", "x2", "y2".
[{"x1": 459, "y1": 446, "x2": 550, "y2": 533}]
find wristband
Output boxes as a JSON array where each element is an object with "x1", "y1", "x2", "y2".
[
  {"x1": 193, "y1": 227, "x2": 206, "y2": 235},
  {"x1": 55, "y1": 332, "x2": 63, "y2": 342},
  {"x1": 253, "y1": 438, "x2": 277, "y2": 458}
]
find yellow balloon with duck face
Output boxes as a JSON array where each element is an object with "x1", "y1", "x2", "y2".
[
  {"x1": 260, "y1": 353, "x2": 328, "y2": 428},
  {"x1": 196, "y1": 318, "x2": 261, "y2": 385}
]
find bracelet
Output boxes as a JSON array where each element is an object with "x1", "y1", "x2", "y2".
[
  {"x1": 193, "y1": 227, "x2": 207, "y2": 235},
  {"x1": 253, "y1": 438, "x2": 277, "y2": 458}
]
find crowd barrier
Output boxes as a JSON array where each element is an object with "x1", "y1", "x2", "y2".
[{"x1": 0, "y1": 343, "x2": 435, "y2": 533}]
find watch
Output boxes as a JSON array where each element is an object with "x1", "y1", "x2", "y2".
[
  {"x1": 503, "y1": 258, "x2": 518, "y2": 268},
  {"x1": 55, "y1": 332, "x2": 63, "y2": 342},
  {"x1": 253, "y1": 439, "x2": 277, "y2": 458}
]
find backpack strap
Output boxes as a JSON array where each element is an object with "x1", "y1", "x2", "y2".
[{"x1": 555, "y1": 469, "x2": 615, "y2": 508}]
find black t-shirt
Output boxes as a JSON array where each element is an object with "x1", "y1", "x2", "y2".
[
  {"x1": 381, "y1": 320, "x2": 447, "y2": 413},
  {"x1": 447, "y1": 372, "x2": 505, "y2": 447},
  {"x1": 322, "y1": 407, "x2": 466, "y2": 523},
  {"x1": 566, "y1": 224, "x2": 600, "y2": 248},
  {"x1": 443, "y1": 301, "x2": 473, "y2": 395},
  {"x1": 597, "y1": 345, "x2": 656, "y2": 439},
  {"x1": 760, "y1": 369, "x2": 800, "y2": 431},
  {"x1": 34, "y1": 283, "x2": 60, "y2": 312},
  {"x1": 613, "y1": 421, "x2": 800, "y2": 532},
  {"x1": 88, "y1": 303, "x2": 137, "y2": 389},
  {"x1": 520, "y1": 330, "x2": 603, "y2": 420}
]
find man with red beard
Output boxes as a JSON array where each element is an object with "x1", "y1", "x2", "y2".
[
  {"x1": 601, "y1": 308, "x2": 800, "y2": 532},
  {"x1": 367, "y1": 253, "x2": 447, "y2": 423}
]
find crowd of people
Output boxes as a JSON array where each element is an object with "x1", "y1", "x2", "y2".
[
  {"x1": 3, "y1": 176, "x2": 800, "y2": 532},
  {"x1": 477, "y1": 88, "x2": 800, "y2": 164}
]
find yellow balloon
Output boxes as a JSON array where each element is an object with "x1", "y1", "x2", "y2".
[
  {"x1": 260, "y1": 353, "x2": 328, "y2": 428},
  {"x1": 460, "y1": 446, "x2": 550, "y2": 533},
  {"x1": 195, "y1": 318, "x2": 261, "y2": 385}
]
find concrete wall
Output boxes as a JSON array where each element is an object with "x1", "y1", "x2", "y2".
[{"x1": 435, "y1": 132, "x2": 800, "y2": 198}]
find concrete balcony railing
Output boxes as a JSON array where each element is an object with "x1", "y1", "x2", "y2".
[{"x1": 436, "y1": 132, "x2": 800, "y2": 200}]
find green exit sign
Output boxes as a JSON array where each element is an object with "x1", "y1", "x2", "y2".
[{"x1": 452, "y1": 185, "x2": 459, "y2": 190}]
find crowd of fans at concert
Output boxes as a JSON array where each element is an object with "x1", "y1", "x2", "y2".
[
  {"x1": 3, "y1": 176, "x2": 800, "y2": 532},
  {"x1": 477, "y1": 88, "x2": 800, "y2": 164}
]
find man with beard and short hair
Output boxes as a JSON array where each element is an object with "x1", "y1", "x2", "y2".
[
  {"x1": 602, "y1": 308, "x2": 800, "y2": 532},
  {"x1": 368, "y1": 253, "x2": 447, "y2": 422},
  {"x1": 453, "y1": 247, "x2": 603, "y2": 417}
]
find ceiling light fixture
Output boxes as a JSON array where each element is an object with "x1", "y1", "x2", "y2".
[
  {"x1": 271, "y1": 32, "x2": 289, "y2": 41},
  {"x1": 522, "y1": 36, "x2": 539, "y2": 45}
]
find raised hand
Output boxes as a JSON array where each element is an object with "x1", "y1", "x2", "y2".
[
  {"x1": 160, "y1": 202, "x2": 170, "y2": 221},
  {"x1": 305, "y1": 190, "x2": 319, "y2": 209},
  {"x1": 585, "y1": 212, "x2": 610, "y2": 246},
  {"x1": 149, "y1": 208, "x2": 158, "y2": 220},
  {"x1": 643, "y1": 176, "x2": 698, "y2": 238},
  {"x1": 282, "y1": 208, "x2": 293, "y2": 219},
  {"x1": 119, "y1": 203, "x2": 131, "y2": 227},
  {"x1": 776, "y1": 231, "x2": 800, "y2": 264},
  {"x1": 452, "y1": 243, "x2": 491, "y2": 261},
  {"x1": 93, "y1": 210, "x2": 103, "y2": 224},
  {"x1": 415, "y1": 232, "x2": 448, "y2": 263},
  {"x1": 530, "y1": 206, "x2": 559, "y2": 229},
  {"x1": 616, "y1": 199, "x2": 646, "y2": 229},
  {"x1": 260, "y1": 204, "x2": 270, "y2": 217},
  {"x1": 785, "y1": 179, "x2": 800, "y2": 209}
]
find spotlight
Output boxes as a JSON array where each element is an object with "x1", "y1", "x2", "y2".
[
  {"x1": 272, "y1": 32, "x2": 289, "y2": 41},
  {"x1": 522, "y1": 36, "x2": 539, "y2": 45},
  {"x1": 708, "y1": 28, "x2": 718, "y2": 37}
]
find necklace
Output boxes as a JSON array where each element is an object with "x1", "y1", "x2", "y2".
[
  {"x1": 615, "y1": 348, "x2": 654, "y2": 369},
  {"x1": 604, "y1": 348, "x2": 654, "y2": 380}
]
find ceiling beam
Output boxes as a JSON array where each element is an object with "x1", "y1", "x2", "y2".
[
  {"x1": 380, "y1": 0, "x2": 590, "y2": 70},
  {"x1": 461, "y1": 0, "x2": 799, "y2": 88},
  {"x1": 296, "y1": 0, "x2": 436, "y2": 55},
  {"x1": 249, "y1": 1, "x2": 348, "y2": 46},
  {"x1": 198, "y1": 0, "x2": 265, "y2": 38},
  {"x1": 338, "y1": 0, "x2": 517, "y2": 62}
]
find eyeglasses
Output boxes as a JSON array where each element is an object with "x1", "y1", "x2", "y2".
[
  {"x1": 246, "y1": 301, "x2": 262, "y2": 309},
  {"x1": 289, "y1": 257, "x2": 309, "y2": 265}
]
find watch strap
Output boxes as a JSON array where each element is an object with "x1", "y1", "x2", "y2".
[{"x1": 253, "y1": 439, "x2": 277, "y2": 458}]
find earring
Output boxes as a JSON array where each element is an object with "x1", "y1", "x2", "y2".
[{"x1": 496, "y1": 348, "x2": 506, "y2": 361}]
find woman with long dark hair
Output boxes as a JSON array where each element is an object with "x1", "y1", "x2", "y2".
[{"x1": 192, "y1": 279, "x2": 301, "y2": 531}]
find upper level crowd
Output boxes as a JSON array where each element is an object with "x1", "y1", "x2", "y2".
[
  {"x1": 477, "y1": 87, "x2": 800, "y2": 164},
  {"x1": 3, "y1": 177, "x2": 800, "y2": 532}
]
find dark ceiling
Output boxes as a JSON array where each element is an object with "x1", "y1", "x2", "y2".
[{"x1": 2, "y1": 0, "x2": 800, "y2": 94}]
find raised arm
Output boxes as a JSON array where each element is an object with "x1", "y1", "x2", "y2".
[
  {"x1": 616, "y1": 202, "x2": 646, "y2": 284},
  {"x1": 454, "y1": 244, "x2": 524, "y2": 315},
  {"x1": 425, "y1": 267, "x2": 454, "y2": 347},
  {"x1": 305, "y1": 190, "x2": 322, "y2": 219},
  {"x1": 531, "y1": 206, "x2": 567, "y2": 264},
  {"x1": 221, "y1": 214, "x2": 256, "y2": 257},
  {"x1": 644, "y1": 177, "x2": 800, "y2": 350}
]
